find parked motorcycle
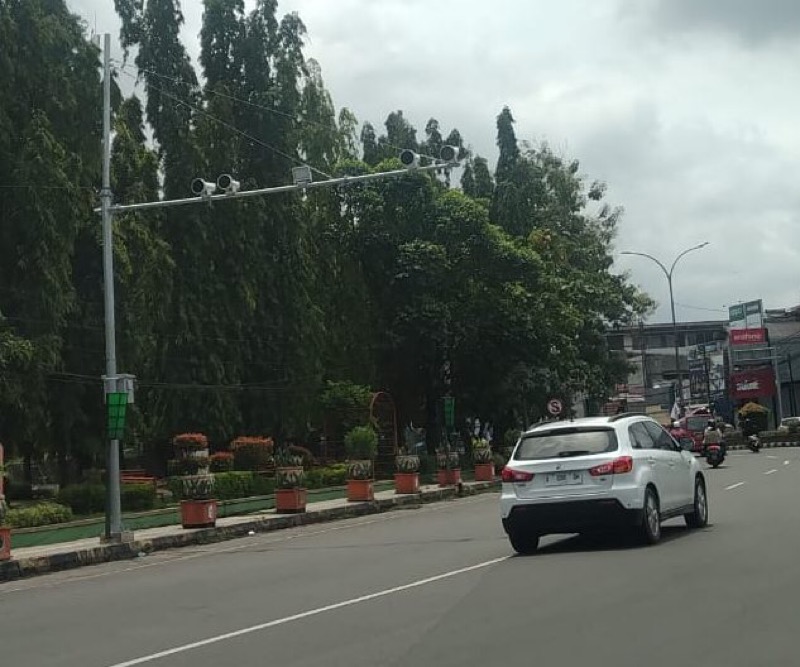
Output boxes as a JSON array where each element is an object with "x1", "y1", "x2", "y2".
[
  {"x1": 706, "y1": 443, "x2": 725, "y2": 468},
  {"x1": 747, "y1": 435, "x2": 761, "y2": 453}
]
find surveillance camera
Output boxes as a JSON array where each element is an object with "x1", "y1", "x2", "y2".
[
  {"x1": 399, "y1": 149, "x2": 419, "y2": 169},
  {"x1": 191, "y1": 178, "x2": 216, "y2": 197},
  {"x1": 439, "y1": 145, "x2": 459, "y2": 163},
  {"x1": 217, "y1": 174, "x2": 240, "y2": 194}
]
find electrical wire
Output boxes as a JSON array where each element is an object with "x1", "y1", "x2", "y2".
[
  {"x1": 115, "y1": 61, "x2": 449, "y2": 166},
  {"x1": 117, "y1": 67, "x2": 333, "y2": 180}
]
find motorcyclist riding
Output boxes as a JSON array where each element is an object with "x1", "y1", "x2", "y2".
[{"x1": 703, "y1": 419, "x2": 725, "y2": 457}]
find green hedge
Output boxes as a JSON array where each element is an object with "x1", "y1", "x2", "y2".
[
  {"x1": 56, "y1": 483, "x2": 156, "y2": 515},
  {"x1": 305, "y1": 464, "x2": 347, "y2": 489},
  {"x1": 167, "y1": 472, "x2": 274, "y2": 502},
  {"x1": 57, "y1": 484, "x2": 105, "y2": 515},
  {"x1": 122, "y1": 484, "x2": 157, "y2": 511},
  {"x1": 7, "y1": 503, "x2": 74, "y2": 529}
]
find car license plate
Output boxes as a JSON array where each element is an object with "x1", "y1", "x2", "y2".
[{"x1": 545, "y1": 471, "x2": 583, "y2": 486}]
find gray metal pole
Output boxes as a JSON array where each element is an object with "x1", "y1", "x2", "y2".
[
  {"x1": 668, "y1": 274, "x2": 682, "y2": 407},
  {"x1": 101, "y1": 33, "x2": 123, "y2": 539},
  {"x1": 773, "y1": 351, "x2": 784, "y2": 425}
]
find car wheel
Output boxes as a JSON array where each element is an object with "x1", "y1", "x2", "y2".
[
  {"x1": 507, "y1": 527, "x2": 540, "y2": 555},
  {"x1": 638, "y1": 487, "x2": 661, "y2": 545},
  {"x1": 684, "y1": 477, "x2": 708, "y2": 529}
]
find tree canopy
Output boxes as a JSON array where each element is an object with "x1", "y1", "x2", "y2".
[{"x1": 0, "y1": 0, "x2": 650, "y2": 478}]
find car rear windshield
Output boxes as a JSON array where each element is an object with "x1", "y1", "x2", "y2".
[
  {"x1": 514, "y1": 428, "x2": 618, "y2": 461},
  {"x1": 687, "y1": 417, "x2": 708, "y2": 431}
]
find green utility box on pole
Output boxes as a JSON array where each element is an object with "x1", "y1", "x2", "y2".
[
  {"x1": 444, "y1": 396, "x2": 455, "y2": 429},
  {"x1": 106, "y1": 392, "x2": 128, "y2": 440}
]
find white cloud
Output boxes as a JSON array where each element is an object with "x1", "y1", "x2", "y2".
[{"x1": 68, "y1": 0, "x2": 800, "y2": 321}]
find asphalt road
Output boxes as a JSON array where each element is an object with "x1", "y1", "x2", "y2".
[{"x1": 3, "y1": 449, "x2": 800, "y2": 667}]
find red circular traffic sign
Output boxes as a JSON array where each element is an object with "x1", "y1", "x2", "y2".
[{"x1": 547, "y1": 398, "x2": 563, "y2": 416}]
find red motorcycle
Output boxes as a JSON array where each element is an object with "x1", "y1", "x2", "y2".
[{"x1": 705, "y1": 442, "x2": 725, "y2": 468}]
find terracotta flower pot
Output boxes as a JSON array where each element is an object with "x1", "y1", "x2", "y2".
[
  {"x1": 437, "y1": 468, "x2": 461, "y2": 487},
  {"x1": 0, "y1": 527, "x2": 10, "y2": 562},
  {"x1": 347, "y1": 478, "x2": 375, "y2": 502},
  {"x1": 276, "y1": 487, "x2": 307, "y2": 513},
  {"x1": 180, "y1": 499, "x2": 217, "y2": 528},
  {"x1": 394, "y1": 472, "x2": 420, "y2": 494},
  {"x1": 474, "y1": 462, "x2": 495, "y2": 482}
]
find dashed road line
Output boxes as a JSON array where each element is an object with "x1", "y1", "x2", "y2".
[
  {"x1": 764, "y1": 469, "x2": 778, "y2": 475},
  {"x1": 725, "y1": 482, "x2": 745, "y2": 490}
]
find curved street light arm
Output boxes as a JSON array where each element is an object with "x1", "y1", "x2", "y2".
[
  {"x1": 669, "y1": 242, "x2": 709, "y2": 278},
  {"x1": 620, "y1": 251, "x2": 670, "y2": 280}
]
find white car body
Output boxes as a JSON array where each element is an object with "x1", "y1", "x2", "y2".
[{"x1": 500, "y1": 414, "x2": 706, "y2": 548}]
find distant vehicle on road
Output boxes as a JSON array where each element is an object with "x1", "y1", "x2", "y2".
[
  {"x1": 778, "y1": 416, "x2": 800, "y2": 433},
  {"x1": 500, "y1": 413, "x2": 707, "y2": 554}
]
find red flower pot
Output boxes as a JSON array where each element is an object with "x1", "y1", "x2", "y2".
[
  {"x1": 394, "y1": 472, "x2": 420, "y2": 494},
  {"x1": 180, "y1": 499, "x2": 217, "y2": 528},
  {"x1": 438, "y1": 468, "x2": 462, "y2": 486},
  {"x1": 276, "y1": 488, "x2": 307, "y2": 513},
  {"x1": 474, "y1": 462, "x2": 495, "y2": 482},
  {"x1": 0, "y1": 527, "x2": 10, "y2": 562},
  {"x1": 347, "y1": 479, "x2": 375, "y2": 502}
]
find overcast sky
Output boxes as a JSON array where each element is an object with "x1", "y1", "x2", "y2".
[{"x1": 69, "y1": 0, "x2": 800, "y2": 324}]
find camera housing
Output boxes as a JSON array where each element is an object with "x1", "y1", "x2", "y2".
[
  {"x1": 191, "y1": 178, "x2": 217, "y2": 198},
  {"x1": 399, "y1": 149, "x2": 420, "y2": 169},
  {"x1": 216, "y1": 174, "x2": 240, "y2": 194}
]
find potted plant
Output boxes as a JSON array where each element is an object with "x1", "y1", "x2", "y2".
[
  {"x1": 394, "y1": 448, "x2": 420, "y2": 494},
  {"x1": 472, "y1": 438, "x2": 494, "y2": 481},
  {"x1": 0, "y1": 459, "x2": 9, "y2": 562},
  {"x1": 0, "y1": 492, "x2": 9, "y2": 562},
  {"x1": 275, "y1": 448, "x2": 307, "y2": 513},
  {"x1": 172, "y1": 433, "x2": 217, "y2": 528},
  {"x1": 344, "y1": 425, "x2": 378, "y2": 501},
  {"x1": 436, "y1": 448, "x2": 461, "y2": 486}
]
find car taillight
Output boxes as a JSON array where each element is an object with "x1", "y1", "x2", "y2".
[
  {"x1": 589, "y1": 456, "x2": 633, "y2": 477},
  {"x1": 501, "y1": 467, "x2": 535, "y2": 483}
]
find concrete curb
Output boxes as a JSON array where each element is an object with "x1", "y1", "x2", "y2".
[
  {"x1": 0, "y1": 481, "x2": 499, "y2": 583},
  {"x1": 727, "y1": 442, "x2": 799, "y2": 451}
]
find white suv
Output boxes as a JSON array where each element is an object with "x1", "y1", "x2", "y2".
[{"x1": 500, "y1": 414, "x2": 708, "y2": 554}]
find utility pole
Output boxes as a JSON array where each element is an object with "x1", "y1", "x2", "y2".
[
  {"x1": 100, "y1": 33, "x2": 125, "y2": 541},
  {"x1": 93, "y1": 37, "x2": 460, "y2": 539}
]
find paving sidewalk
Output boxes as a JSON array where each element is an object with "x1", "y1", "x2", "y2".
[{"x1": 0, "y1": 480, "x2": 498, "y2": 582}]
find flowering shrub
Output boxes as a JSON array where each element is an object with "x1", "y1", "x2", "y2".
[
  {"x1": 209, "y1": 452, "x2": 234, "y2": 473},
  {"x1": 231, "y1": 436, "x2": 274, "y2": 471},
  {"x1": 172, "y1": 433, "x2": 209, "y2": 450}
]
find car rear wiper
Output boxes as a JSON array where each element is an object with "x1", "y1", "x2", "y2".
[{"x1": 557, "y1": 450, "x2": 592, "y2": 458}]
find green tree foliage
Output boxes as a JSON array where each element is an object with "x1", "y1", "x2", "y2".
[{"x1": 0, "y1": 0, "x2": 650, "y2": 476}]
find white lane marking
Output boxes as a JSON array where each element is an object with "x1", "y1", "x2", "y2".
[
  {"x1": 785, "y1": 461, "x2": 791, "y2": 466},
  {"x1": 764, "y1": 469, "x2": 778, "y2": 475},
  {"x1": 105, "y1": 555, "x2": 509, "y2": 667},
  {"x1": 767, "y1": 455, "x2": 778, "y2": 460},
  {"x1": 725, "y1": 482, "x2": 745, "y2": 490}
]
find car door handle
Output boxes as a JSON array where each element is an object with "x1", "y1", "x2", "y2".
[{"x1": 647, "y1": 457, "x2": 657, "y2": 465}]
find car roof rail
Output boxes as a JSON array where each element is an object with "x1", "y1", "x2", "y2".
[{"x1": 607, "y1": 412, "x2": 641, "y2": 422}]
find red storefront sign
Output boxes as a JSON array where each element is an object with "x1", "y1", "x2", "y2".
[
  {"x1": 730, "y1": 367, "x2": 776, "y2": 399},
  {"x1": 730, "y1": 328, "x2": 767, "y2": 346}
]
